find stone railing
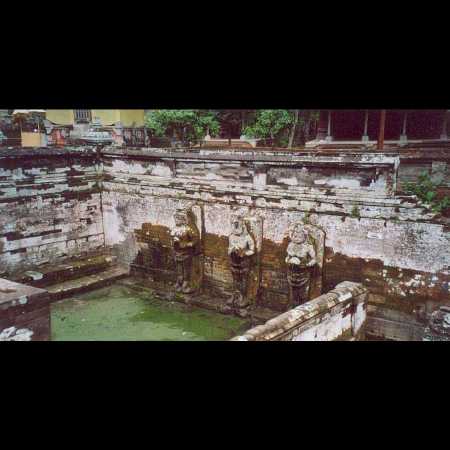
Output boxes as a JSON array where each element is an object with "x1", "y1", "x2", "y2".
[{"x1": 231, "y1": 282, "x2": 368, "y2": 341}]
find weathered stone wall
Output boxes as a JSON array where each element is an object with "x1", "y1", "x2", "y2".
[
  {"x1": 2, "y1": 145, "x2": 448, "y2": 340},
  {"x1": 231, "y1": 281, "x2": 368, "y2": 341},
  {"x1": 397, "y1": 148, "x2": 450, "y2": 197},
  {"x1": 0, "y1": 148, "x2": 105, "y2": 276},
  {"x1": 100, "y1": 147, "x2": 450, "y2": 335}
]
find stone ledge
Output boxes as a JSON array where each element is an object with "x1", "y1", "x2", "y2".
[
  {"x1": 0, "y1": 278, "x2": 49, "y2": 310},
  {"x1": 0, "y1": 146, "x2": 97, "y2": 158},
  {"x1": 231, "y1": 281, "x2": 368, "y2": 341},
  {"x1": 10, "y1": 254, "x2": 117, "y2": 288},
  {"x1": 101, "y1": 146, "x2": 400, "y2": 166},
  {"x1": 46, "y1": 265, "x2": 129, "y2": 301}
]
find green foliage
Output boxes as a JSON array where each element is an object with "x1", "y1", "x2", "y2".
[
  {"x1": 243, "y1": 109, "x2": 293, "y2": 142},
  {"x1": 144, "y1": 109, "x2": 320, "y2": 147},
  {"x1": 403, "y1": 171, "x2": 450, "y2": 214},
  {"x1": 145, "y1": 110, "x2": 220, "y2": 141},
  {"x1": 242, "y1": 109, "x2": 319, "y2": 147}
]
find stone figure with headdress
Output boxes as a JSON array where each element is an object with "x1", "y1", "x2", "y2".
[
  {"x1": 227, "y1": 214, "x2": 256, "y2": 308},
  {"x1": 285, "y1": 222, "x2": 317, "y2": 307},
  {"x1": 170, "y1": 206, "x2": 200, "y2": 294}
]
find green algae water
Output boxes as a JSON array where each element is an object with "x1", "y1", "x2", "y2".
[{"x1": 51, "y1": 284, "x2": 250, "y2": 341}]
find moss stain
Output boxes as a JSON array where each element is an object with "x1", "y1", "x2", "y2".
[{"x1": 51, "y1": 284, "x2": 249, "y2": 341}]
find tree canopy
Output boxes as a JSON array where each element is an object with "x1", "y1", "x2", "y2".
[
  {"x1": 243, "y1": 110, "x2": 293, "y2": 142},
  {"x1": 145, "y1": 110, "x2": 220, "y2": 142},
  {"x1": 145, "y1": 109, "x2": 319, "y2": 147}
]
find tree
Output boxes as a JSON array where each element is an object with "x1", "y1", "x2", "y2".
[
  {"x1": 243, "y1": 110, "x2": 320, "y2": 148},
  {"x1": 243, "y1": 110, "x2": 293, "y2": 145},
  {"x1": 288, "y1": 109, "x2": 300, "y2": 148},
  {"x1": 144, "y1": 110, "x2": 320, "y2": 147},
  {"x1": 145, "y1": 110, "x2": 220, "y2": 142},
  {"x1": 210, "y1": 110, "x2": 243, "y2": 139}
]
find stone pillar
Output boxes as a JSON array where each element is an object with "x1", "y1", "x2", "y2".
[
  {"x1": 253, "y1": 164, "x2": 267, "y2": 190},
  {"x1": 362, "y1": 110, "x2": 369, "y2": 142},
  {"x1": 377, "y1": 110, "x2": 386, "y2": 150},
  {"x1": 113, "y1": 121, "x2": 124, "y2": 146},
  {"x1": 325, "y1": 110, "x2": 333, "y2": 142}
]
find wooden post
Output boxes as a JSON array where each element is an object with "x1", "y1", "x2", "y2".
[{"x1": 377, "y1": 110, "x2": 386, "y2": 150}]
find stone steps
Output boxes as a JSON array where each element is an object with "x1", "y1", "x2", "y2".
[
  {"x1": 11, "y1": 254, "x2": 117, "y2": 288},
  {"x1": 46, "y1": 266, "x2": 129, "y2": 301}
]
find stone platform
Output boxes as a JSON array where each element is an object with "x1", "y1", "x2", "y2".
[
  {"x1": 46, "y1": 266, "x2": 129, "y2": 301},
  {"x1": 10, "y1": 255, "x2": 118, "y2": 288},
  {"x1": 0, "y1": 278, "x2": 51, "y2": 341}
]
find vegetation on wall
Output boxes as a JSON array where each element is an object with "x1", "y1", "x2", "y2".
[
  {"x1": 350, "y1": 205, "x2": 361, "y2": 218},
  {"x1": 403, "y1": 171, "x2": 450, "y2": 214}
]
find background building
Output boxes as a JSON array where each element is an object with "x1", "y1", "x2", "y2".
[
  {"x1": 46, "y1": 110, "x2": 145, "y2": 128},
  {"x1": 45, "y1": 110, "x2": 146, "y2": 146},
  {"x1": 308, "y1": 110, "x2": 449, "y2": 148}
]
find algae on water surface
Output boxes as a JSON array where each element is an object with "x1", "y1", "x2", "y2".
[{"x1": 51, "y1": 284, "x2": 250, "y2": 341}]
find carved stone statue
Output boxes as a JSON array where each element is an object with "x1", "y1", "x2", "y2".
[
  {"x1": 170, "y1": 207, "x2": 200, "y2": 294},
  {"x1": 423, "y1": 306, "x2": 450, "y2": 341},
  {"x1": 227, "y1": 215, "x2": 256, "y2": 309},
  {"x1": 286, "y1": 223, "x2": 317, "y2": 307}
]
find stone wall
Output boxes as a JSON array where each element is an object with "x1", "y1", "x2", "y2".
[
  {"x1": 100, "y1": 147, "x2": 450, "y2": 335},
  {"x1": 397, "y1": 147, "x2": 450, "y2": 188},
  {"x1": 231, "y1": 281, "x2": 368, "y2": 341},
  {"x1": 0, "y1": 148, "x2": 105, "y2": 276},
  {"x1": 1, "y1": 145, "x2": 449, "y2": 340}
]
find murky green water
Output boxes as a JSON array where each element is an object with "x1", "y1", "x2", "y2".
[{"x1": 51, "y1": 284, "x2": 250, "y2": 341}]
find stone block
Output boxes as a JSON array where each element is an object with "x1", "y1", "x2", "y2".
[{"x1": 0, "y1": 278, "x2": 51, "y2": 341}]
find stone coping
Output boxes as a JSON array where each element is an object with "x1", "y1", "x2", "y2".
[
  {"x1": 0, "y1": 146, "x2": 96, "y2": 157},
  {"x1": 0, "y1": 145, "x2": 448, "y2": 160},
  {"x1": 231, "y1": 281, "x2": 367, "y2": 341},
  {"x1": 101, "y1": 147, "x2": 400, "y2": 166}
]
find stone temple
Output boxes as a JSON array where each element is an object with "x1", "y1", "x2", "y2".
[{"x1": 0, "y1": 109, "x2": 449, "y2": 341}]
